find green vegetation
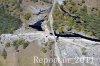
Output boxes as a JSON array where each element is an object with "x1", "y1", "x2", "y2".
[
  {"x1": 12, "y1": 39, "x2": 29, "y2": 49},
  {"x1": 53, "y1": 0, "x2": 100, "y2": 39},
  {"x1": 23, "y1": 12, "x2": 31, "y2": 20},
  {"x1": 23, "y1": 41, "x2": 29, "y2": 49},
  {"x1": 41, "y1": 40, "x2": 54, "y2": 53},
  {"x1": 5, "y1": 39, "x2": 29, "y2": 50},
  {"x1": 53, "y1": 3, "x2": 68, "y2": 33},
  {"x1": 41, "y1": 47, "x2": 47, "y2": 53},
  {"x1": 32, "y1": 0, "x2": 38, "y2": 2},
  {"x1": 39, "y1": 0, "x2": 52, "y2": 3},
  {"x1": 65, "y1": 0, "x2": 77, "y2": 13},
  {"x1": 0, "y1": 0, "x2": 21, "y2": 35},
  {"x1": 1, "y1": 49, "x2": 7, "y2": 59},
  {"x1": 82, "y1": 0, "x2": 85, "y2": 3},
  {"x1": 0, "y1": 0, "x2": 20, "y2": 17},
  {"x1": 39, "y1": 62, "x2": 46, "y2": 66},
  {"x1": 0, "y1": 7, "x2": 21, "y2": 35},
  {"x1": 5, "y1": 42, "x2": 10, "y2": 47}
]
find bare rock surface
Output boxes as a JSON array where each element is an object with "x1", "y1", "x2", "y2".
[{"x1": 0, "y1": 32, "x2": 100, "y2": 66}]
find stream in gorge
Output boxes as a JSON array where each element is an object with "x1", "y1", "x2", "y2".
[{"x1": 48, "y1": 0, "x2": 98, "y2": 66}]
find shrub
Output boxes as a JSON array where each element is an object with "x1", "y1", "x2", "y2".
[
  {"x1": 5, "y1": 42, "x2": 10, "y2": 47},
  {"x1": 41, "y1": 47, "x2": 47, "y2": 53},
  {"x1": 1, "y1": 49, "x2": 7, "y2": 59},
  {"x1": 82, "y1": 0, "x2": 85, "y2": 3},
  {"x1": 23, "y1": 41, "x2": 29, "y2": 49},
  {"x1": 24, "y1": 12, "x2": 31, "y2": 20},
  {"x1": 12, "y1": 39, "x2": 29, "y2": 50}
]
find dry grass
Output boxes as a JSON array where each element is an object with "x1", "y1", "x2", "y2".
[{"x1": 0, "y1": 56, "x2": 6, "y2": 66}]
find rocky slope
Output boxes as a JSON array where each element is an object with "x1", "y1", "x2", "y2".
[
  {"x1": 0, "y1": 0, "x2": 100, "y2": 66},
  {"x1": 0, "y1": 32, "x2": 100, "y2": 66}
]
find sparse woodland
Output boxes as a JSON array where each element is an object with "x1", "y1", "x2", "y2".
[{"x1": 53, "y1": 0, "x2": 100, "y2": 39}]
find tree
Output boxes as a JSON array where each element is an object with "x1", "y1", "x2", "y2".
[{"x1": 82, "y1": 0, "x2": 85, "y2": 3}]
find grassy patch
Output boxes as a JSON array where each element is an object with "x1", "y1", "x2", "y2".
[
  {"x1": 0, "y1": 7, "x2": 21, "y2": 35},
  {"x1": 23, "y1": 12, "x2": 31, "y2": 20}
]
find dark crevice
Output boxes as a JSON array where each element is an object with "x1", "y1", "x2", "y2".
[
  {"x1": 60, "y1": 6, "x2": 85, "y2": 23},
  {"x1": 29, "y1": 6, "x2": 100, "y2": 42},
  {"x1": 29, "y1": 19, "x2": 44, "y2": 31},
  {"x1": 29, "y1": 18, "x2": 100, "y2": 42},
  {"x1": 50, "y1": 32, "x2": 100, "y2": 42}
]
